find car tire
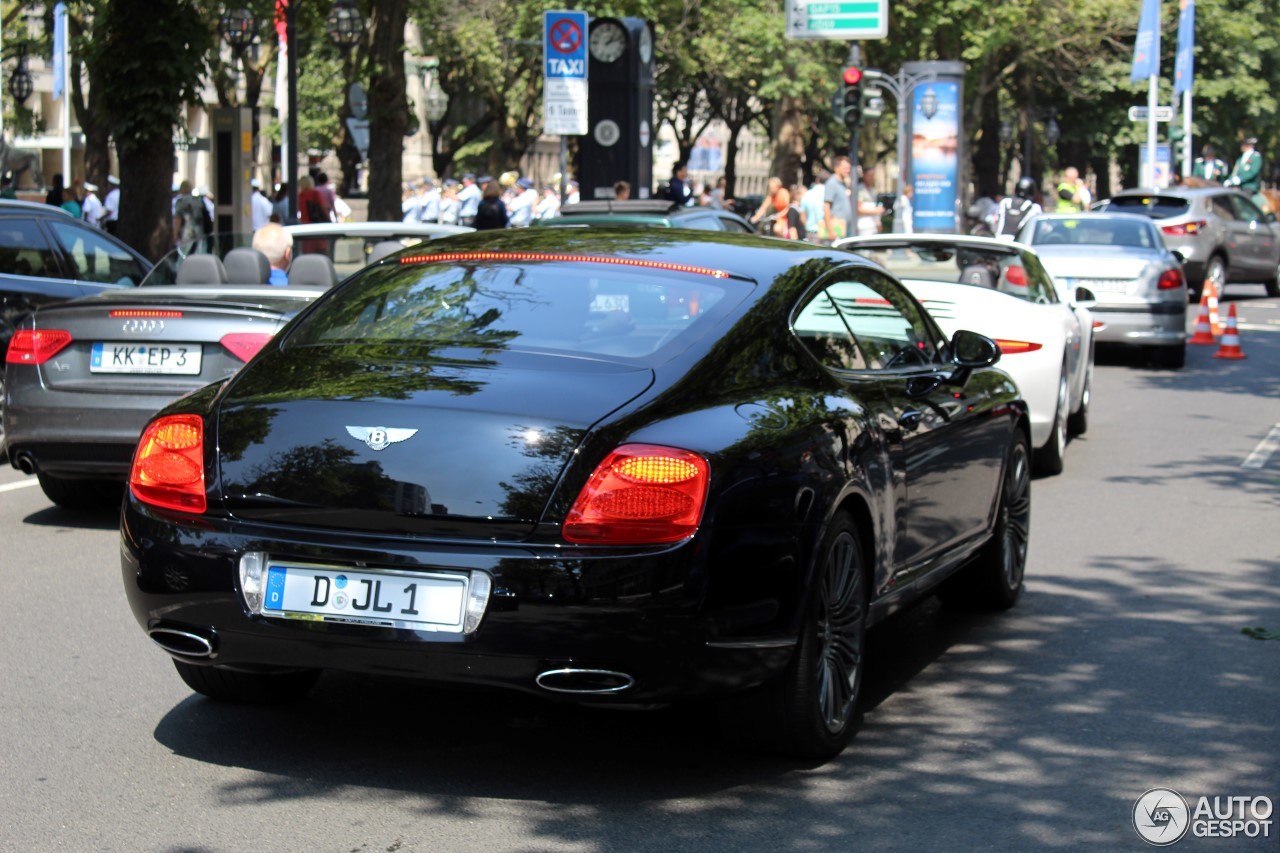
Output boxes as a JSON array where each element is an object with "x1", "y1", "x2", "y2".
[
  {"x1": 173, "y1": 660, "x2": 321, "y2": 704},
  {"x1": 1033, "y1": 370, "x2": 1069, "y2": 476},
  {"x1": 37, "y1": 472, "x2": 123, "y2": 511},
  {"x1": 1152, "y1": 345, "x2": 1186, "y2": 369},
  {"x1": 1205, "y1": 254, "x2": 1227, "y2": 300},
  {"x1": 717, "y1": 512, "x2": 867, "y2": 760},
  {"x1": 940, "y1": 430, "x2": 1031, "y2": 611},
  {"x1": 1067, "y1": 350, "x2": 1092, "y2": 437}
]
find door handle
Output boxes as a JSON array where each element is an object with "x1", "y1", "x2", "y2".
[{"x1": 898, "y1": 410, "x2": 924, "y2": 431}]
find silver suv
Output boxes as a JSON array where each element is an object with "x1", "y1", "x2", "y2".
[{"x1": 1101, "y1": 187, "x2": 1280, "y2": 301}]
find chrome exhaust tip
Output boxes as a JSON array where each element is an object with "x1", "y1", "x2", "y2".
[
  {"x1": 535, "y1": 668, "x2": 635, "y2": 694},
  {"x1": 148, "y1": 626, "x2": 215, "y2": 658},
  {"x1": 14, "y1": 452, "x2": 36, "y2": 475}
]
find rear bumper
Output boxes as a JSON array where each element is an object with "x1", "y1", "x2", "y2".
[
  {"x1": 120, "y1": 500, "x2": 805, "y2": 704},
  {"x1": 1090, "y1": 302, "x2": 1186, "y2": 347}
]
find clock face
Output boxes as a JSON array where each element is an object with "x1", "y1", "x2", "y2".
[
  {"x1": 639, "y1": 26, "x2": 653, "y2": 64},
  {"x1": 589, "y1": 21, "x2": 628, "y2": 63}
]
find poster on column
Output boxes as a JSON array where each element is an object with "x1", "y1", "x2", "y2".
[{"x1": 910, "y1": 81, "x2": 960, "y2": 233}]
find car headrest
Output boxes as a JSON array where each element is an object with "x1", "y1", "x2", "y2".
[
  {"x1": 224, "y1": 247, "x2": 271, "y2": 284},
  {"x1": 368, "y1": 240, "x2": 405, "y2": 264},
  {"x1": 175, "y1": 253, "x2": 229, "y2": 285},
  {"x1": 287, "y1": 253, "x2": 338, "y2": 288}
]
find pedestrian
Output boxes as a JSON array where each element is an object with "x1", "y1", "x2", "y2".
[
  {"x1": 45, "y1": 173, "x2": 65, "y2": 208},
  {"x1": 1054, "y1": 167, "x2": 1089, "y2": 213},
  {"x1": 296, "y1": 175, "x2": 330, "y2": 255},
  {"x1": 1192, "y1": 144, "x2": 1229, "y2": 183},
  {"x1": 416, "y1": 177, "x2": 441, "y2": 224},
  {"x1": 535, "y1": 184, "x2": 560, "y2": 220},
  {"x1": 250, "y1": 178, "x2": 273, "y2": 230},
  {"x1": 62, "y1": 177, "x2": 83, "y2": 219},
  {"x1": 668, "y1": 161, "x2": 692, "y2": 206},
  {"x1": 251, "y1": 222, "x2": 293, "y2": 286},
  {"x1": 1224, "y1": 137, "x2": 1263, "y2": 193},
  {"x1": 993, "y1": 177, "x2": 1042, "y2": 240},
  {"x1": 766, "y1": 188, "x2": 803, "y2": 240},
  {"x1": 0, "y1": 171, "x2": 16, "y2": 200},
  {"x1": 508, "y1": 177, "x2": 538, "y2": 227},
  {"x1": 314, "y1": 172, "x2": 338, "y2": 222},
  {"x1": 81, "y1": 181, "x2": 105, "y2": 228},
  {"x1": 271, "y1": 182, "x2": 291, "y2": 224},
  {"x1": 172, "y1": 180, "x2": 207, "y2": 253},
  {"x1": 893, "y1": 184, "x2": 914, "y2": 234},
  {"x1": 749, "y1": 177, "x2": 783, "y2": 229},
  {"x1": 800, "y1": 173, "x2": 826, "y2": 243},
  {"x1": 473, "y1": 180, "x2": 509, "y2": 230},
  {"x1": 709, "y1": 176, "x2": 729, "y2": 210},
  {"x1": 855, "y1": 166, "x2": 885, "y2": 236},
  {"x1": 822, "y1": 155, "x2": 854, "y2": 243},
  {"x1": 102, "y1": 176, "x2": 121, "y2": 235},
  {"x1": 613, "y1": 180, "x2": 631, "y2": 201},
  {"x1": 457, "y1": 173, "x2": 481, "y2": 226},
  {"x1": 565, "y1": 180, "x2": 580, "y2": 206},
  {"x1": 439, "y1": 179, "x2": 461, "y2": 225}
]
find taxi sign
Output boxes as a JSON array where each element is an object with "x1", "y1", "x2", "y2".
[{"x1": 543, "y1": 10, "x2": 588, "y2": 135}]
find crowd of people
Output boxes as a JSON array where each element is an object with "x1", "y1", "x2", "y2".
[
  {"x1": 399, "y1": 172, "x2": 580, "y2": 230},
  {"x1": 39, "y1": 172, "x2": 121, "y2": 233}
]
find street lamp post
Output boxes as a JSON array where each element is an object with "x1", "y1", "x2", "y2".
[{"x1": 862, "y1": 65, "x2": 938, "y2": 233}]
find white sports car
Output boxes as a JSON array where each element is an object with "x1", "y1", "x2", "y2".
[{"x1": 836, "y1": 234, "x2": 1095, "y2": 475}]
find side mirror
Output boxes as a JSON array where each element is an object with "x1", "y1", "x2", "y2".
[
  {"x1": 1075, "y1": 285, "x2": 1097, "y2": 304},
  {"x1": 951, "y1": 329, "x2": 1001, "y2": 368}
]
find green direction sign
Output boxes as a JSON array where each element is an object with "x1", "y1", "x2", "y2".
[{"x1": 785, "y1": 0, "x2": 888, "y2": 40}]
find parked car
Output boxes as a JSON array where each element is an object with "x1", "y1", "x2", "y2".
[
  {"x1": 122, "y1": 228, "x2": 1031, "y2": 759},
  {"x1": 537, "y1": 199, "x2": 756, "y2": 233},
  {"x1": 0, "y1": 198, "x2": 152, "y2": 368},
  {"x1": 1019, "y1": 212, "x2": 1187, "y2": 368},
  {"x1": 1098, "y1": 186, "x2": 1280, "y2": 300},
  {"x1": 2, "y1": 222, "x2": 468, "y2": 509},
  {"x1": 837, "y1": 233, "x2": 1094, "y2": 475}
]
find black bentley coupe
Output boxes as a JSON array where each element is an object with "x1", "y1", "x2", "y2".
[{"x1": 121, "y1": 229, "x2": 1031, "y2": 759}]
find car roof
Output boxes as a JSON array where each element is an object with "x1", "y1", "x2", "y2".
[
  {"x1": 1030, "y1": 211, "x2": 1158, "y2": 225},
  {"x1": 0, "y1": 199, "x2": 75, "y2": 216}
]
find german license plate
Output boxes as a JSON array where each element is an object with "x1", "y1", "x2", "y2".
[
  {"x1": 262, "y1": 562, "x2": 468, "y2": 632},
  {"x1": 1083, "y1": 279, "x2": 1131, "y2": 294},
  {"x1": 90, "y1": 341, "x2": 202, "y2": 374}
]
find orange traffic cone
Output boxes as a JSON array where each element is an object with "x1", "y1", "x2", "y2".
[
  {"x1": 1188, "y1": 291, "x2": 1217, "y2": 345},
  {"x1": 1213, "y1": 303, "x2": 1247, "y2": 359},
  {"x1": 1205, "y1": 278, "x2": 1223, "y2": 336}
]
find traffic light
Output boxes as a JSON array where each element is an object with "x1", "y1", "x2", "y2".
[{"x1": 840, "y1": 66, "x2": 863, "y2": 129}]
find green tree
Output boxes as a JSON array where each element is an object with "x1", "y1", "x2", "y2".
[{"x1": 88, "y1": 0, "x2": 210, "y2": 260}]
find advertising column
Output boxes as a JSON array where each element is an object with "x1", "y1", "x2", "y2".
[{"x1": 904, "y1": 61, "x2": 965, "y2": 233}]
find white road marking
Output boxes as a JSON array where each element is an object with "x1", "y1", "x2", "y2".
[
  {"x1": 0, "y1": 478, "x2": 40, "y2": 493},
  {"x1": 1237, "y1": 323, "x2": 1280, "y2": 332},
  {"x1": 1243, "y1": 423, "x2": 1280, "y2": 469}
]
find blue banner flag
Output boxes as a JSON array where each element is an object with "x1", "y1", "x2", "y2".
[
  {"x1": 1173, "y1": 0, "x2": 1195, "y2": 96},
  {"x1": 1131, "y1": 0, "x2": 1161, "y2": 82},
  {"x1": 52, "y1": 3, "x2": 67, "y2": 99}
]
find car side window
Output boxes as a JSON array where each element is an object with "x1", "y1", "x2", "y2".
[
  {"x1": 0, "y1": 218, "x2": 59, "y2": 279},
  {"x1": 822, "y1": 271, "x2": 941, "y2": 370},
  {"x1": 1211, "y1": 196, "x2": 1238, "y2": 221},
  {"x1": 680, "y1": 214, "x2": 724, "y2": 231},
  {"x1": 719, "y1": 216, "x2": 753, "y2": 233},
  {"x1": 47, "y1": 220, "x2": 146, "y2": 285},
  {"x1": 1020, "y1": 251, "x2": 1058, "y2": 303},
  {"x1": 792, "y1": 288, "x2": 868, "y2": 370},
  {"x1": 1229, "y1": 195, "x2": 1266, "y2": 223}
]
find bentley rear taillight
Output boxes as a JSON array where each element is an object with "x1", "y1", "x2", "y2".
[
  {"x1": 220, "y1": 332, "x2": 274, "y2": 362},
  {"x1": 564, "y1": 444, "x2": 709, "y2": 544},
  {"x1": 130, "y1": 414, "x2": 207, "y2": 513},
  {"x1": 5, "y1": 329, "x2": 72, "y2": 364},
  {"x1": 993, "y1": 339, "x2": 1043, "y2": 355}
]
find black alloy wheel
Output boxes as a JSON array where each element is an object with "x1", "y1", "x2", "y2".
[
  {"x1": 942, "y1": 430, "x2": 1032, "y2": 610},
  {"x1": 173, "y1": 660, "x2": 321, "y2": 704},
  {"x1": 718, "y1": 513, "x2": 867, "y2": 759}
]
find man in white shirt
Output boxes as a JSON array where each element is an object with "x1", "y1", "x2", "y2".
[
  {"x1": 250, "y1": 178, "x2": 274, "y2": 230},
  {"x1": 507, "y1": 177, "x2": 538, "y2": 227},
  {"x1": 456, "y1": 173, "x2": 482, "y2": 226},
  {"x1": 102, "y1": 176, "x2": 121, "y2": 235},
  {"x1": 417, "y1": 178, "x2": 440, "y2": 223},
  {"x1": 81, "y1": 181, "x2": 105, "y2": 228}
]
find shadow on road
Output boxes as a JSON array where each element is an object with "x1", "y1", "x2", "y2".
[{"x1": 22, "y1": 502, "x2": 122, "y2": 531}]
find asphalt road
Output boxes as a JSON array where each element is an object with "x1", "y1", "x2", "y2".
[{"x1": 1, "y1": 289, "x2": 1277, "y2": 852}]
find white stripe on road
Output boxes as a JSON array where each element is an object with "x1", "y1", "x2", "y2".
[
  {"x1": 0, "y1": 478, "x2": 40, "y2": 493},
  {"x1": 1243, "y1": 423, "x2": 1280, "y2": 469}
]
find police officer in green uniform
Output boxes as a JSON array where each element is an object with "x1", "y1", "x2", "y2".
[
  {"x1": 1224, "y1": 137, "x2": 1263, "y2": 192},
  {"x1": 1192, "y1": 144, "x2": 1229, "y2": 182}
]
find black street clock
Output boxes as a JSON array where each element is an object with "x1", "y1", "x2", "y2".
[{"x1": 577, "y1": 17, "x2": 654, "y2": 201}]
